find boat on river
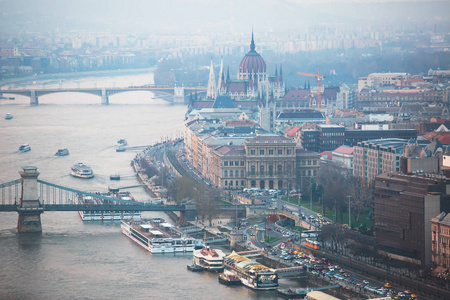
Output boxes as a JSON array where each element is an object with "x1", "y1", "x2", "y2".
[
  {"x1": 78, "y1": 191, "x2": 141, "y2": 221},
  {"x1": 218, "y1": 270, "x2": 241, "y2": 286},
  {"x1": 55, "y1": 148, "x2": 69, "y2": 156},
  {"x1": 277, "y1": 288, "x2": 309, "y2": 299},
  {"x1": 191, "y1": 246, "x2": 226, "y2": 271},
  {"x1": 5, "y1": 113, "x2": 13, "y2": 120},
  {"x1": 70, "y1": 163, "x2": 94, "y2": 178},
  {"x1": 19, "y1": 144, "x2": 31, "y2": 152},
  {"x1": 121, "y1": 218, "x2": 195, "y2": 253},
  {"x1": 117, "y1": 138, "x2": 127, "y2": 146},
  {"x1": 224, "y1": 251, "x2": 278, "y2": 290}
]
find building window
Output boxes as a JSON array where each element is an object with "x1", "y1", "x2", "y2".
[
  {"x1": 241, "y1": 170, "x2": 245, "y2": 177},
  {"x1": 236, "y1": 180, "x2": 239, "y2": 187},
  {"x1": 278, "y1": 149, "x2": 283, "y2": 155},
  {"x1": 308, "y1": 160, "x2": 311, "y2": 166},
  {"x1": 225, "y1": 181, "x2": 228, "y2": 186},
  {"x1": 278, "y1": 164, "x2": 282, "y2": 174},
  {"x1": 230, "y1": 181, "x2": 233, "y2": 186},
  {"x1": 230, "y1": 161, "x2": 234, "y2": 166},
  {"x1": 241, "y1": 180, "x2": 244, "y2": 186},
  {"x1": 224, "y1": 170, "x2": 228, "y2": 177},
  {"x1": 302, "y1": 170, "x2": 306, "y2": 176},
  {"x1": 251, "y1": 150, "x2": 255, "y2": 155},
  {"x1": 287, "y1": 149, "x2": 292, "y2": 155},
  {"x1": 240, "y1": 161, "x2": 244, "y2": 166},
  {"x1": 313, "y1": 160, "x2": 317, "y2": 165},
  {"x1": 251, "y1": 180, "x2": 256, "y2": 187},
  {"x1": 235, "y1": 161, "x2": 239, "y2": 166},
  {"x1": 269, "y1": 149, "x2": 274, "y2": 155},
  {"x1": 251, "y1": 166, "x2": 256, "y2": 175},
  {"x1": 260, "y1": 149, "x2": 265, "y2": 155},
  {"x1": 269, "y1": 165, "x2": 274, "y2": 176},
  {"x1": 260, "y1": 165, "x2": 265, "y2": 175},
  {"x1": 235, "y1": 170, "x2": 239, "y2": 177},
  {"x1": 301, "y1": 161, "x2": 306, "y2": 166}
]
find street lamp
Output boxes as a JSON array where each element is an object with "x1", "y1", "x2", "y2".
[{"x1": 347, "y1": 195, "x2": 351, "y2": 229}]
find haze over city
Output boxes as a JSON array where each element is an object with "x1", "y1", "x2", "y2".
[{"x1": 1, "y1": 1, "x2": 450, "y2": 300}]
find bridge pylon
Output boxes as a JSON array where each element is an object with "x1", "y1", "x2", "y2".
[
  {"x1": 30, "y1": 90, "x2": 38, "y2": 105},
  {"x1": 101, "y1": 88, "x2": 109, "y2": 105},
  {"x1": 17, "y1": 166, "x2": 43, "y2": 232},
  {"x1": 173, "y1": 87, "x2": 185, "y2": 104}
]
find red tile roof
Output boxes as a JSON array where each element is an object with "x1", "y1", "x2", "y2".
[
  {"x1": 286, "y1": 126, "x2": 301, "y2": 136},
  {"x1": 333, "y1": 146, "x2": 353, "y2": 155},
  {"x1": 320, "y1": 151, "x2": 332, "y2": 160}
]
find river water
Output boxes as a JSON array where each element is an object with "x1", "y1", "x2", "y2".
[{"x1": 0, "y1": 71, "x2": 305, "y2": 300}]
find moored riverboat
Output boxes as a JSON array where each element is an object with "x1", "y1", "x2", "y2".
[
  {"x1": 121, "y1": 218, "x2": 195, "y2": 253},
  {"x1": 224, "y1": 251, "x2": 278, "y2": 290},
  {"x1": 192, "y1": 246, "x2": 226, "y2": 271},
  {"x1": 55, "y1": 148, "x2": 69, "y2": 156},
  {"x1": 218, "y1": 270, "x2": 241, "y2": 286},
  {"x1": 78, "y1": 191, "x2": 141, "y2": 221}
]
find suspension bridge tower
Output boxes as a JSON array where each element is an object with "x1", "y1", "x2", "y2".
[{"x1": 17, "y1": 166, "x2": 43, "y2": 232}]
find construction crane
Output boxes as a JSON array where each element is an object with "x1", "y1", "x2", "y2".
[{"x1": 297, "y1": 69, "x2": 325, "y2": 110}]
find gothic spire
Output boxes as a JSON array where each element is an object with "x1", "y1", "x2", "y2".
[
  {"x1": 227, "y1": 66, "x2": 230, "y2": 81},
  {"x1": 206, "y1": 58, "x2": 217, "y2": 99},
  {"x1": 250, "y1": 29, "x2": 255, "y2": 51}
]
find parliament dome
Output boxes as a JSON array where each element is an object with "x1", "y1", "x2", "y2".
[{"x1": 239, "y1": 33, "x2": 266, "y2": 75}]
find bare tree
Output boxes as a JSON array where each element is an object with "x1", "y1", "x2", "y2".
[
  {"x1": 347, "y1": 176, "x2": 372, "y2": 224},
  {"x1": 167, "y1": 177, "x2": 195, "y2": 205}
]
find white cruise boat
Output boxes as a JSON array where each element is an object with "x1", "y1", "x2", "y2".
[
  {"x1": 192, "y1": 246, "x2": 226, "y2": 271},
  {"x1": 121, "y1": 220, "x2": 175, "y2": 253},
  {"x1": 121, "y1": 218, "x2": 196, "y2": 254},
  {"x1": 70, "y1": 163, "x2": 94, "y2": 178},
  {"x1": 55, "y1": 148, "x2": 69, "y2": 156},
  {"x1": 5, "y1": 113, "x2": 13, "y2": 120},
  {"x1": 78, "y1": 191, "x2": 142, "y2": 221},
  {"x1": 19, "y1": 144, "x2": 31, "y2": 152}
]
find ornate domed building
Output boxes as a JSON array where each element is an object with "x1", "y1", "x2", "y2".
[
  {"x1": 202, "y1": 31, "x2": 284, "y2": 132},
  {"x1": 238, "y1": 32, "x2": 267, "y2": 81}
]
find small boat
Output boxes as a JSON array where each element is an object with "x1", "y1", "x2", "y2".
[
  {"x1": 218, "y1": 271, "x2": 241, "y2": 286},
  {"x1": 117, "y1": 138, "x2": 127, "y2": 146},
  {"x1": 277, "y1": 288, "x2": 308, "y2": 299},
  {"x1": 70, "y1": 163, "x2": 94, "y2": 179},
  {"x1": 116, "y1": 147, "x2": 126, "y2": 152},
  {"x1": 187, "y1": 264, "x2": 204, "y2": 272},
  {"x1": 5, "y1": 113, "x2": 13, "y2": 120},
  {"x1": 55, "y1": 148, "x2": 69, "y2": 156},
  {"x1": 19, "y1": 144, "x2": 31, "y2": 152},
  {"x1": 110, "y1": 174, "x2": 120, "y2": 180}
]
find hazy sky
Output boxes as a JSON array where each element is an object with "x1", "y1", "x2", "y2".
[{"x1": 0, "y1": 0, "x2": 449, "y2": 35}]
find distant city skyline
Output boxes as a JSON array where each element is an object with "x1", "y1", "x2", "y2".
[{"x1": 0, "y1": 0, "x2": 448, "y2": 35}]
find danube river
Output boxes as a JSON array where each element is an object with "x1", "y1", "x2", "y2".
[{"x1": 0, "y1": 71, "x2": 306, "y2": 300}]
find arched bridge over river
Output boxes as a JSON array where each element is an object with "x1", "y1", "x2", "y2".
[{"x1": 1, "y1": 86, "x2": 206, "y2": 105}]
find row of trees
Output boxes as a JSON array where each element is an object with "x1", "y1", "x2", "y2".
[{"x1": 316, "y1": 163, "x2": 373, "y2": 227}]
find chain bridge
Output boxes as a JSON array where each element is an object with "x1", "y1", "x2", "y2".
[{"x1": 0, "y1": 166, "x2": 247, "y2": 233}]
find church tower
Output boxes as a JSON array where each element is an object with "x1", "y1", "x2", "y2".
[{"x1": 206, "y1": 58, "x2": 217, "y2": 99}]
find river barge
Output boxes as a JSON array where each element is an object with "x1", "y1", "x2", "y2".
[
  {"x1": 224, "y1": 251, "x2": 278, "y2": 290},
  {"x1": 121, "y1": 218, "x2": 196, "y2": 253},
  {"x1": 78, "y1": 191, "x2": 141, "y2": 221},
  {"x1": 191, "y1": 246, "x2": 226, "y2": 271}
]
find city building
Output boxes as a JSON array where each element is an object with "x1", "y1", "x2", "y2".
[
  {"x1": 358, "y1": 72, "x2": 409, "y2": 92},
  {"x1": 373, "y1": 173, "x2": 450, "y2": 267},
  {"x1": 298, "y1": 125, "x2": 418, "y2": 153},
  {"x1": 431, "y1": 212, "x2": 450, "y2": 269},
  {"x1": 353, "y1": 138, "x2": 406, "y2": 183}
]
